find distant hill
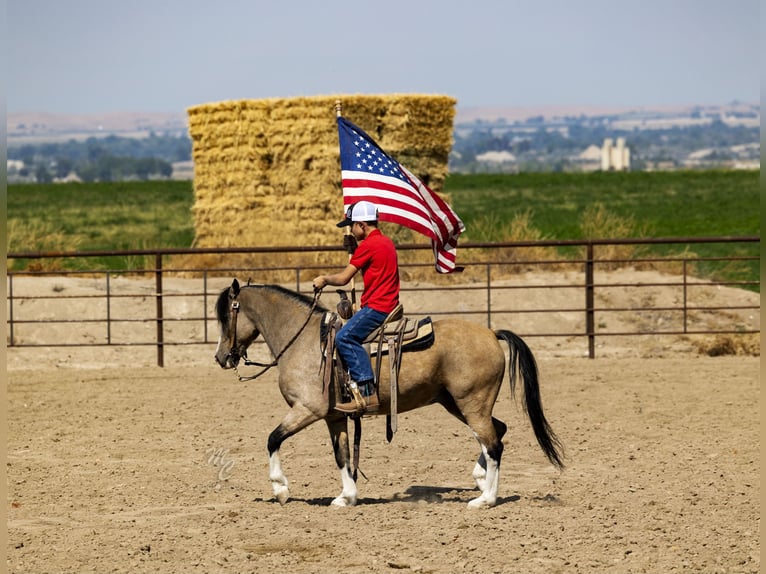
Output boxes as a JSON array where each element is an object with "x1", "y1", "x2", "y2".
[
  {"x1": 455, "y1": 104, "x2": 679, "y2": 123},
  {"x1": 8, "y1": 111, "x2": 189, "y2": 144},
  {"x1": 453, "y1": 102, "x2": 759, "y2": 123},
  {"x1": 8, "y1": 102, "x2": 759, "y2": 143}
]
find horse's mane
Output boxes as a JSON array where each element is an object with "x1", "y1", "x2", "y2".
[
  {"x1": 215, "y1": 283, "x2": 327, "y2": 328},
  {"x1": 260, "y1": 284, "x2": 328, "y2": 312}
]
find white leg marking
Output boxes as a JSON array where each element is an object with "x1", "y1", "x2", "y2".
[
  {"x1": 472, "y1": 460, "x2": 487, "y2": 491},
  {"x1": 269, "y1": 451, "x2": 290, "y2": 505},
  {"x1": 468, "y1": 445, "x2": 499, "y2": 508},
  {"x1": 331, "y1": 466, "x2": 358, "y2": 507},
  {"x1": 471, "y1": 432, "x2": 487, "y2": 491}
]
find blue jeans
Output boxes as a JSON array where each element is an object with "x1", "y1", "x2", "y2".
[{"x1": 335, "y1": 306, "x2": 388, "y2": 384}]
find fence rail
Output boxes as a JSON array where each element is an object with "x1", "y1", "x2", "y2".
[{"x1": 6, "y1": 236, "x2": 760, "y2": 363}]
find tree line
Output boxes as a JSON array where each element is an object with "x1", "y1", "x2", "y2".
[
  {"x1": 8, "y1": 117, "x2": 759, "y2": 182},
  {"x1": 8, "y1": 133, "x2": 190, "y2": 182},
  {"x1": 450, "y1": 118, "x2": 759, "y2": 173}
]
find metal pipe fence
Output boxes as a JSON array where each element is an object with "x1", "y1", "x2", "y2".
[{"x1": 6, "y1": 236, "x2": 759, "y2": 363}]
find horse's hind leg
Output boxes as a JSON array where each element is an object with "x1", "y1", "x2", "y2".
[
  {"x1": 467, "y1": 425, "x2": 504, "y2": 508},
  {"x1": 325, "y1": 416, "x2": 357, "y2": 507},
  {"x1": 472, "y1": 418, "x2": 507, "y2": 492},
  {"x1": 437, "y1": 392, "x2": 506, "y2": 508}
]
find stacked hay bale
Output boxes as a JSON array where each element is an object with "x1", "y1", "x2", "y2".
[{"x1": 186, "y1": 94, "x2": 456, "y2": 277}]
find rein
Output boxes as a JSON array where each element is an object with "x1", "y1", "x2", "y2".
[{"x1": 229, "y1": 288, "x2": 323, "y2": 382}]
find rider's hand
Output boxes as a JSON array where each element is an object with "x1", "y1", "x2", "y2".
[{"x1": 312, "y1": 276, "x2": 326, "y2": 291}]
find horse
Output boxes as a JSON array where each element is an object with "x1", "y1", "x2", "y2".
[{"x1": 214, "y1": 279, "x2": 564, "y2": 508}]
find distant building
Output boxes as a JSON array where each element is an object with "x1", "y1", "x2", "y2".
[
  {"x1": 573, "y1": 144, "x2": 603, "y2": 172},
  {"x1": 601, "y1": 138, "x2": 630, "y2": 171},
  {"x1": 7, "y1": 159, "x2": 24, "y2": 172},
  {"x1": 54, "y1": 172, "x2": 83, "y2": 184},
  {"x1": 475, "y1": 150, "x2": 516, "y2": 163}
]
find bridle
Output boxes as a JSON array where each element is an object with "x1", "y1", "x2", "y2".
[{"x1": 225, "y1": 288, "x2": 323, "y2": 381}]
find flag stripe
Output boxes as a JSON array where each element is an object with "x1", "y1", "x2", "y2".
[
  {"x1": 344, "y1": 186, "x2": 449, "y2": 245},
  {"x1": 341, "y1": 174, "x2": 445, "y2": 237},
  {"x1": 340, "y1": 173, "x2": 434, "y2": 218},
  {"x1": 402, "y1": 168, "x2": 463, "y2": 233},
  {"x1": 399, "y1": 166, "x2": 462, "y2": 241},
  {"x1": 343, "y1": 195, "x2": 437, "y2": 239}
]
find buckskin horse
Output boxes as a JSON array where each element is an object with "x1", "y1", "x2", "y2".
[{"x1": 214, "y1": 279, "x2": 564, "y2": 508}]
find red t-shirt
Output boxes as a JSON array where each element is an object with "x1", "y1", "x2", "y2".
[{"x1": 350, "y1": 229, "x2": 400, "y2": 314}]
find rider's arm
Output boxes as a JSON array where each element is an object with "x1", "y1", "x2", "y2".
[{"x1": 313, "y1": 264, "x2": 358, "y2": 290}]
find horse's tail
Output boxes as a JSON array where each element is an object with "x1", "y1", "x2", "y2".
[{"x1": 496, "y1": 329, "x2": 565, "y2": 470}]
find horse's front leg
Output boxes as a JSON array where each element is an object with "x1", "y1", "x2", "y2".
[
  {"x1": 325, "y1": 416, "x2": 357, "y2": 506},
  {"x1": 267, "y1": 405, "x2": 322, "y2": 505}
]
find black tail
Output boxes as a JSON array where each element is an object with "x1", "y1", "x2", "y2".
[{"x1": 496, "y1": 330, "x2": 565, "y2": 470}]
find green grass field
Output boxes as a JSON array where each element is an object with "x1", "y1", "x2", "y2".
[
  {"x1": 445, "y1": 170, "x2": 759, "y2": 240},
  {"x1": 7, "y1": 170, "x2": 760, "y2": 287},
  {"x1": 445, "y1": 170, "x2": 760, "y2": 287},
  {"x1": 7, "y1": 181, "x2": 195, "y2": 270},
  {"x1": 7, "y1": 180, "x2": 195, "y2": 251}
]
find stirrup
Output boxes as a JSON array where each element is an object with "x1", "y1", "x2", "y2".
[{"x1": 334, "y1": 383, "x2": 367, "y2": 415}]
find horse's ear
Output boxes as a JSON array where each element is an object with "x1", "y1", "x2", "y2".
[{"x1": 231, "y1": 278, "x2": 240, "y2": 296}]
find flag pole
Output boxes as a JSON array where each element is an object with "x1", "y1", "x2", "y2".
[{"x1": 335, "y1": 99, "x2": 357, "y2": 312}]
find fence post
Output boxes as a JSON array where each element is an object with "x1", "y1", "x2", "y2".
[
  {"x1": 106, "y1": 272, "x2": 112, "y2": 344},
  {"x1": 155, "y1": 253, "x2": 164, "y2": 367},
  {"x1": 683, "y1": 260, "x2": 688, "y2": 333},
  {"x1": 203, "y1": 271, "x2": 209, "y2": 343},
  {"x1": 8, "y1": 274, "x2": 14, "y2": 345},
  {"x1": 486, "y1": 264, "x2": 492, "y2": 328},
  {"x1": 585, "y1": 243, "x2": 595, "y2": 358}
]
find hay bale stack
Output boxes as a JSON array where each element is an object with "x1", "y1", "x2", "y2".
[{"x1": 187, "y1": 94, "x2": 456, "y2": 261}]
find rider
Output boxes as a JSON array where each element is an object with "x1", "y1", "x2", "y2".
[{"x1": 312, "y1": 201, "x2": 400, "y2": 415}]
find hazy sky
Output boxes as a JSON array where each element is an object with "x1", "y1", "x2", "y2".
[{"x1": 6, "y1": 0, "x2": 760, "y2": 114}]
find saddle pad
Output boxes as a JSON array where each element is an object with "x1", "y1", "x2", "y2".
[
  {"x1": 363, "y1": 315, "x2": 420, "y2": 344},
  {"x1": 369, "y1": 317, "x2": 434, "y2": 356}
]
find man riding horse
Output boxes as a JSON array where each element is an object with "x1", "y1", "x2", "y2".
[{"x1": 312, "y1": 201, "x2": 400, "y2": 416}]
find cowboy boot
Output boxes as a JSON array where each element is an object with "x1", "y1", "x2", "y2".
[
  {"x1": 359, "y1": 380, "x2": 379, "y2": 413},
  {"x1": 334, "y1": 380, "x2": 367, "y2": 415},
  {"x1": 334, "y1": 380, "x2": 379, "y2": 415}
]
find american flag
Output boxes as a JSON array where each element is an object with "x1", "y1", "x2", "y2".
[{"x1": 337, "y1": 116, "x2": 465, "y2": 273}]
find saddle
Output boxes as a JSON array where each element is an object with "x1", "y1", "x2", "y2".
[
  {"x1": 363, "y1": 303, "x2": 435, "y2": 355},
  {"x1": 319, "y1": 297, "x2": 435, "y2": 441}
]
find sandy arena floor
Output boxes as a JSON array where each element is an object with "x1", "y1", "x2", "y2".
[
  {"x1": 7, "y1": 354, "x2": 759, "y2": 573},
  {"x1": 6, "y1": 272, "x2": 760, "y2": 573}
]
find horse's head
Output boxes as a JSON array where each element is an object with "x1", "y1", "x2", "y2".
[{"x1": 214, "y1": 279, "x2": 260, "y2": 369}]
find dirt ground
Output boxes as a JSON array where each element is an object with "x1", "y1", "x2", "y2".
[{"x1": 6, "y1": 273, "x2": 761, "y2": 573}]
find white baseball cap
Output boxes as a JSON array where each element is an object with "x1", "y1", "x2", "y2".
[{"x1": 336, "y1": 201, "x2": 378, "y2": 228}]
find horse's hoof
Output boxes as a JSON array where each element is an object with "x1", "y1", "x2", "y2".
[
  {"x1": 331, "y1": 496, "x2": 356, "y2": 507},
  {"x1": 274, "y1": 487, "x2": 290, "y2": 506},
  {"x1": 467, "y1": 496, "x2": 495, "y2": 509}
]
